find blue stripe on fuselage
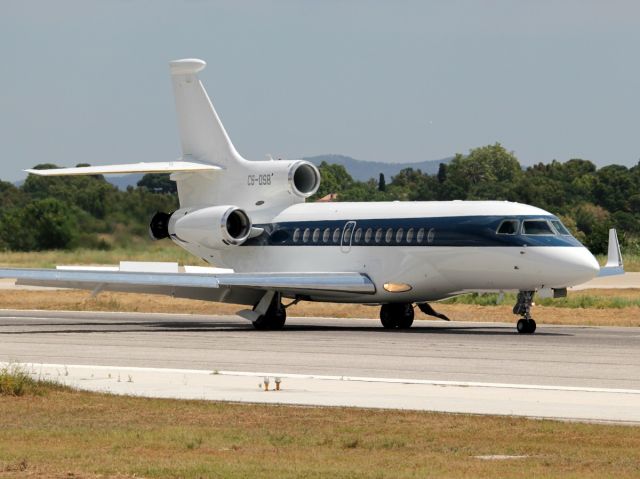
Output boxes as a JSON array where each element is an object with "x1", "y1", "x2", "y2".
[{"x1": 243, "y1": 215, "x2": 583, "y2": 248}]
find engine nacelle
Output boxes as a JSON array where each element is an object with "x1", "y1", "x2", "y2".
[
  {"x1": 244, "y1": 160, "x2": 321, "y2": 200},
  {"x1": 287, "y1": 160, "x2": 321, "y2": 198},
  {"x1": 168, "y1": 205, "x2": 252, "y2": 249}
]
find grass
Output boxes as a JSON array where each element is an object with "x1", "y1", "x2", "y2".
[
  {"x1": 444, "y1": 290, "x2": 640, "y2": 309},
  {"x1": 596, "y1": 253, "x2": 640, "y2": 272},
  {"x1": 0, "y1": 379, "x2": 639, "y2": 478},
  {"x1": 0, "y1": 243, "x2": 203, "y2": 269},
  {"x1": 0, "y1": 363, "x2": 66, "y2": 397}
]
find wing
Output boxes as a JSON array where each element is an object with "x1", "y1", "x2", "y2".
[
  {"x1": 598, "y1": 228, "x2": 624, "y2": 277},
  {"x1": 0, "y1": 267, "x2": 376, "y2": 306},
  {"x1": 24, "y1": 161, "x2": 221, "y2": 176}
]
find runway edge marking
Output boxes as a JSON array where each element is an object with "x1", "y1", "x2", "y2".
[{"x1": 14, "y1": 362, "x2": 640, "y2": 396}]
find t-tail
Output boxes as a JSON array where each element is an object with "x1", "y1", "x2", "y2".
[{"x1": 169, "y1": 59, "x2": 247, "y2": 169}]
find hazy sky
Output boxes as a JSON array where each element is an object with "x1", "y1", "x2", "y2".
[{"x1": 1, "y1": 0, "x2": 639, "y2": 182}]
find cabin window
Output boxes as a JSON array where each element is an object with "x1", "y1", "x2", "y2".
[
  {"x1": 375, "y1": 228, "x2": 383, "y2": 243},
  {"x1": 333, "y1": 228, "x2": 341, "y2": 243},
  {"x1": 365, "y1": 228, "x2": 373, "y2": 243},
  {"x1": 270, "y1": 229, "x2": 289, "y2": 243},
  {"x1": 406, "y1": 228, "x2": 414, "y2": 243},
  {"x1": 302, "y1": 228, "x2": 311, "y2": 243},
  {"x1": 312, "y1": 228, "x2": 320, "y2": 243},
  {"x1": 496, "y1": 220, "x2": 519, "y2": 235},
  {"x1": 551, "y1": 220, "x2": 571, "y2": 235},
  {"x1": 385, "y1": 228, "x2": 393, "y2": 243},
  {"x1": 522, "y1": 220, "x2": 554, "y2": 235},
  {"x1": 395, "y1": 228, "x2": 404, "y2": 243},
  {"x1": 416, "y1": 228, "x2": 425, "y2": 243},
  {"x1": 293, "y1": 228, "x2": 301, "y2": 243},
  {"x1": 354, "y1": 228, "x2": 363, "y2": 243},
  {"x1": 322, "y1": 228, "x2": 331, "y2": 243}
]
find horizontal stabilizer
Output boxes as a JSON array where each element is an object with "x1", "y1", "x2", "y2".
[
  {"x1": 598, "y1": 228, "x2": 624, "y2": 277},
  {"x1": 24, "y1": 161, "x2": 221, "y2": 176}
]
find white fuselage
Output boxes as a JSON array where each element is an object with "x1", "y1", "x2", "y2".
[{"x1": 174, "y1": 200, "x2": 600, "y2": 303}]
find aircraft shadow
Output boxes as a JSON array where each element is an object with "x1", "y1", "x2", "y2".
[{"x1": 0, "y1": 320, "x2": 570, "y2": 336}]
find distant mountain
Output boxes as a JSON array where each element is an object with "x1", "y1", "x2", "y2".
[
  {"x1": 108, "y1": 173, "x2": 143, "y2": 190},
  {"x1": 303, "y1": 154, "x2": 452, "y2": 182}
]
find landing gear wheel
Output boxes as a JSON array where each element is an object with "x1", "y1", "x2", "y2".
[
  {"x1": 380, "y1": 303, "x2": 414, "y2": 329},
  {"x1": 514, "y1": 291, "x2": 537, "y2": 334},
  {"x1": 252, "y1": 299, "x2": 287, "y2": 330},
  {"x1": 517, "y1": 318, "x2": 536, "y2": 334}
]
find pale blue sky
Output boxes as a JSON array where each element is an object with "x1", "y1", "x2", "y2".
[{"x1": 1, "y1": 0, "x2": 639, "y2": 182}]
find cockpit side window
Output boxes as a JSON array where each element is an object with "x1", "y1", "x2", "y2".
[
  {"x1": 522, "y1": 220, "x2": 554, "y2": 235},
  {"x1": 496, "y1": 220, "x2": 519, "y2": 235},
  {"x1": 551, "y1": 220, "x2": 571, "y2": 236}
]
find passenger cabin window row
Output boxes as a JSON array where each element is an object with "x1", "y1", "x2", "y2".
[
  {"x1": 290, "y1": 226, "x2": 433, "y2": 245},
  {"x1": 496, "y1": 219, "x2": 572, "y2": 236}
]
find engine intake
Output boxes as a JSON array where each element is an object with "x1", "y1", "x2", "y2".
[
  {"x1": 149, "y1": 211, "x2": 172, "y2": 240},
  {"x1": 168, "y1": 205, "x2": 252, "y2": 249},
  {"x1": 289, "y1": 161, "x2": 320, "y2": 198}
]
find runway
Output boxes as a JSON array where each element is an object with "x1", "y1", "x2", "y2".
[{"x1": 2, "y1": 309, "x2": 639, "y2": 423}]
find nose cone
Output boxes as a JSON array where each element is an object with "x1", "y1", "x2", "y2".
[{"x1": 566, "y1": 247, "x2": 600, "y2": 285}]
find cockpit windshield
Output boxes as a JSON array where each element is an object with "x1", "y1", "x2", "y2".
[
  {"x1": 496, "y1": 220, "x2": 519, "y2": 235},
  {"x1": 522, "y1": 220, "x2": 554, "y2": 235},
  {"x1": 551, "y1": 220, "x2": 571, "y2": 235}
]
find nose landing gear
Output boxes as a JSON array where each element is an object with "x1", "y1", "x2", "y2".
[
  {"x1": 513, "y1": 291, "x2": 537, "y2": 334},
  {"x1": 380, "y1": 303, "x2": 414, "y2": 329}
]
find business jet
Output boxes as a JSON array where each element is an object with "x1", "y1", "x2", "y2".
[{"x1": 0, "y1": 59, "x2": 624, "y2": 334}]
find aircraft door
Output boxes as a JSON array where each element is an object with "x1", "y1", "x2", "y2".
[{"x1": 341, "y1": 221, "x2": 356, "y2": 253}]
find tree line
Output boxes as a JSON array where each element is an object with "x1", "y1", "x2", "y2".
[{"x1": 1, "y1": 144, "x2": 638, "y2": 255}]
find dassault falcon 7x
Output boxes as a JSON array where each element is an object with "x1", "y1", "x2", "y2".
[{"x1": 1, "y1": 58, "x2": 624, "y2": 334}]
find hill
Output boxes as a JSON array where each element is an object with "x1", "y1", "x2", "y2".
[{"x1": 304, "y1": 154, "x2": 452, "y2": 181}]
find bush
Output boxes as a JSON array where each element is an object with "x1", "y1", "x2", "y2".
[
  {"x1": 0, "y1": 364, "x2": 61, "y2": 396},
  {"x1": 0, "y1": 198, "x2": 78, "y2": 251}
]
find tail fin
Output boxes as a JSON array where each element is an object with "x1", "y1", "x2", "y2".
[{"x1": 170, "y1": 59, "x2": 246, "y2": 168}]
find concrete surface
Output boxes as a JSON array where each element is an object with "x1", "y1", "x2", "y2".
[
  {"x1": 12, "y1": 362, "x2": 640, "y2": 424},
  {"x1": 1, "y1": 310, "x2": 639, "y2": 424}
]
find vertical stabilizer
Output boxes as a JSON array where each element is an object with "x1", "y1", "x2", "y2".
[{"x1": 170, "y1": 59, "x2": 245, "y2": 168}]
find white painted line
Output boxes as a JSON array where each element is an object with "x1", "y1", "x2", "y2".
[{"x1": 16, "y1": 362, "x2": 640, "y2": 396}]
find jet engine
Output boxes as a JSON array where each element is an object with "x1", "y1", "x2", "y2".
[
  {"x1": 167, "y1": 205, "x2": 252, "y2": 249},
  {"x1": 287, "y1": 160, "x2": 321, "y2": 198}
]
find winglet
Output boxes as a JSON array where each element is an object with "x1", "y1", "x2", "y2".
[{"x1": 598, "y1": 229, "x2": 624, "y2": 277}]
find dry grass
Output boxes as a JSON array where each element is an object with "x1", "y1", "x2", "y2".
[
  {"x1": 0, "y1": 386, "x2": 639, "y2": 478},
  {"x1": 0, "y1": 244, "x2": 203, "y2": 269},
  {"x1": 1, "y1": 288, "x2": 640, "y2": 327}
]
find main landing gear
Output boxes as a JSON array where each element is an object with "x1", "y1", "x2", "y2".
[
  {"x1": 252, "y1": 293, "x2": 287, "y2": 330},
  {"x1": 513, "y1": 291, "x2": 537, "y2": 334},
  {"x1": 380, "y1": 303, "x2": 414, "y2": 329}
]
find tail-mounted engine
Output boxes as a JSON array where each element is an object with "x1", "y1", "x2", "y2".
[
  {"x1": 157, "y1": 205, "x2": 252, "y2": 249},
  {"x1": 287, "y1": 160, "x2": 321, "y2": 198}
]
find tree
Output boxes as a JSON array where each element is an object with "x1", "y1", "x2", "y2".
[
  {"x1": 311, "y1": 162, "x2": 354, "y2": 200},
  {"x1": 442, "y1": 143, "x2": 522, "y2": 200},
  {"x1": 0, "y1": 198, "x2": 78, "y2": 251},
  {"x1": 137, "y1": 173, "x2": 177, "y2": 194},
  {"x1": 378, "y1": 173, "x2": 386, "y2": 192}
]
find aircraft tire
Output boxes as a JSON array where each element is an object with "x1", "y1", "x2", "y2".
[
  {"x1": 517, "y1": 318, "x2": 536, "y2": 334},
  {"x1": 380, "y1": 303, "x2": 414, "y2": 329},
  {"x1": 252, "y1": 302, "x2": 287, "y2": 330}
]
